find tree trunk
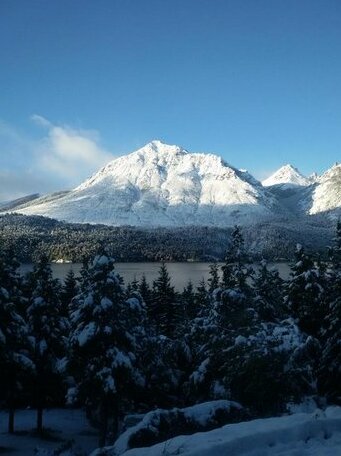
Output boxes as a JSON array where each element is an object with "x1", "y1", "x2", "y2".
[
  {"x1": 37, "y1": 407, "x2": 43, "y2": 434},
  {"x1": 8, "y1": 407, "x2": 15, "y2": 434},
  {"x1": 98, "y1": 402, "x2": 108, "y2": 447},
  {"x1": 112, "y1": 397, "x2": 120, "y2": 441}
]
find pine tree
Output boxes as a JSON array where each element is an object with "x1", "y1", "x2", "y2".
[
  {"x1": 26, "y1": 255, "x2": 68, "y2": 434},
  {"x1": 138, "y1": 274, "x2": 152, "y2": 306},
  {"x1": 149, "y1": 264, "x2": 180, "y2": 337},
  {"x1": 221, "y1": 226, "x2": 252, "y2": 291},
  {"x1": 319, "y1": 221, "x2": 341, "y2": 402},
  {"x1": 182, "y1": 281, "x2": 197, "y2": 320},
  {"x1": 68, "y1": 254, "x2": 146, "y2": 446},
  {"x1": 0, "y1": 249, "x2": 33, "y2": 433},
  {"x1": 61, "y1": 269, "x2": 79, "y2": 316},
  {"x1": 286, "y1": 244, "x2": 327, "y2": 337},
  {"x1": 79, "y1": 257, "x2": 91, "y2": 292},
  {"x1": 195, "y1": 279, "x2": 209, "y2": 313},
  {"x1": 253, "y1": 260, "x2": 284, "y2": 321},
  {"x1": 208, "y1": 263, "x2": 219, "y2": 293},
  {"x1": 328, "y1": 219, "x2": 341, "y2": 269},
  {"x1": 130, "y1": 275, "x2": 139, "y2": 292}
]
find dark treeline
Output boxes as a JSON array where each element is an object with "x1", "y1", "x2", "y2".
[
  {"x1": 0, "y1": 213, "x2": 334, "y2": 263},
  {"x1": 0, "y1": 224, "x2": 340, "y2": 447}
]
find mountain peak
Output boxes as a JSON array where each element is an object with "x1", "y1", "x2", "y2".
[
  {"x1": 149, "y1": 139, "x2": 167, "y2": 147},
  {"x1": 262, "y1": 164, "x2": 309, "y2": 187},
  {"x1": 137, "y1": 140, "x2": 187, "y2": 157}
]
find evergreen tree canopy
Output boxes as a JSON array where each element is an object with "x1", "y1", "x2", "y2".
[
  {"x1": 208, "y1": 263, "x2": 219, "y2": 293},
  {"x1": 26, "y1": 255, "x2": 69, "y2": 432},
  {"x1": 68, "y1": 254, "x2": 146, "y2": 445},
  {"x1": 286, "y1": 244, "x2": 327, "y2": 337},
  {"x1": 221, "y1": 226, "x2": 253, "y2": 291},
  {"x1": 61, "y1": 269, "x2": 79, "y2": 316},
  {"x1": 149, "y1": 264, "x2": 180, "y2": 337},
  {"x1": 253, "y1": 260, "x2": 284, "y2": 321},
  {"x1": 0, "y1": 249, "x2": 33, "y2": 432},
  {"x1": 319, "y1": 222, "x2": 341, "y2": 403}
]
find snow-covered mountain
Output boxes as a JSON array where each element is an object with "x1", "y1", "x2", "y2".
[
  {"x1": 3, "y1": 142, "x2": 340, "y2": 226},
  {"x1": 262, "y1": 164, "x2": 311, "y2": 187},
  {"x1": 8, "y1": 141, "x2": 280, "y2": 227},
  {"x1": 308, "y1": 163, "x2": 341, "y2": 215},
  {"x1": 263, "y1": 163, "x2": 341, "y2": 217}
]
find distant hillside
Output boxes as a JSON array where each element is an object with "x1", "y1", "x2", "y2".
[{"x1": 0, "y1": 213, "x2": 334, "y2": 263}]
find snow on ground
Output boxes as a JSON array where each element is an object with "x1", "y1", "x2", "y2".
[
  {"x1": 0, "y1": 408, "x2": 98, "y2": 455},
  {"x1": 96, "y1": 400, "x2": 243, "y2": 456},
  {"x1": 116, "y1": 407, "x2": 341, "y2": 456},
  {"x1": 2, "y1": 406, "x2": 341, "y2": 456}
]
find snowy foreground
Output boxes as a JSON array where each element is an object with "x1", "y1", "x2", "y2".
[
  {"x1": 1, "y1": 407, "x2": 340, "y2": 455},
  {"x1": 95, "y1": 407, "x2": 341, "y2": 456},
  {"x1": 0, "y1": 408, "x2": 98, "y2": 455}
]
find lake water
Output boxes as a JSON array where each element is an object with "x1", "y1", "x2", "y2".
[{"x1": 19, "y1": 262, "x2": 292, "y2": 291}]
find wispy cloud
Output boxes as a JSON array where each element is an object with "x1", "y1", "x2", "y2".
[
  {"x1": 31, "y1": 115, "x2": 113, "y2": 181},
  {"x1": 0, "y1": 116, "x2": 115, "y2": 201}
]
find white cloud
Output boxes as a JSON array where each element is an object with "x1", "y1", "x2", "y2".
[
  {"x1": 31, "y1": 114, "x2": 52, "y2": 128},
  {"x1": 0, "y1": 117, "x2": 115, "y2": 201},
  {"x1": 32, "y1": 115, "x2": 113, "y2": 183}
]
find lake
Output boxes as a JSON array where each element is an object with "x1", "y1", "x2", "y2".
[{"x1": 19, "y1": 262, "x2": 292, "y2": 291}]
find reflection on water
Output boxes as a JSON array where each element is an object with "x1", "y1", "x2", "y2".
[{"x1": 19, "y1": 262, "x2": 292, "y2": 292}]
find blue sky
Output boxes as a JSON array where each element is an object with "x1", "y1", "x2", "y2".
[{"x1": 0, "y1": 0, "x2": 340, "y2": 199}]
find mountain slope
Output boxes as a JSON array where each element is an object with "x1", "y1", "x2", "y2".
[
  {"x1": 8, "y1": 141, "x2": 280, "y2": 227},
  {"x1": 308, "y1": 163, "x2": 341, "y2": 215},
  {"x1": 0, "y1": 193, "x2": 40, "y2": 211}
]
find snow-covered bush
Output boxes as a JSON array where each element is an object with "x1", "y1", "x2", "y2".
[{"x1": 92, "y1": 400, "x2": 245, "y2": 455}]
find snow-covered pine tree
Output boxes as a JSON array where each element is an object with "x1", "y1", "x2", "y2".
[
  {"x1": 138, "y1": 274, "x2": 152, "y2": 306},
  {"x1": 26, "y1": 255, "x2": 69, "y2": 434},
  {"x1": 126, "y1": 276, "x2": 139, "y2": 296},
  {"x1": 319, "y1": 221, "x2": 341, "y2": 403},
  {"x1": 79, "y1": 257, "x2": 91, "y2": 292},
  {"x1": 221, "y1": 226, "x2": 252, "y2": 291},
  {"x1": 286, "y1": 244, "x2": 327, "y2": 337},
  {"x1": 219, "y1": 319, "x2": 320, "y2": 414},
  {"x1": 188, "y1": 273, "x2": 319, "y2": 413},
  {"x1": 182, "y1": 281, "x2": 197, "y2": 320},
  {"x1": 212, "y1": 229, "x2": 255, "y2": 331},
  {"x1": 130, "y1": 275, "x2": 139, "y2": 292},
  {"x1": 208, "y1": 263, "x2": 219, "y2": 292},
  {"x1": 0, "y1": 249, "x2": 33, "y2": 433},
  {"x1": 253, "y1": 260, "x2": 284, "y2": 321},
  {"x1": 68, "y1": 254, "x2": 146, "y2": 446}
]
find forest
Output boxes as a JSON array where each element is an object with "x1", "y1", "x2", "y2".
[
  {"x1": 0, "y1": 223, "x2": 340, "y2": 452},
  {"x1": 0, "y1": 213, "x2": 334, "y2": 262}
]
